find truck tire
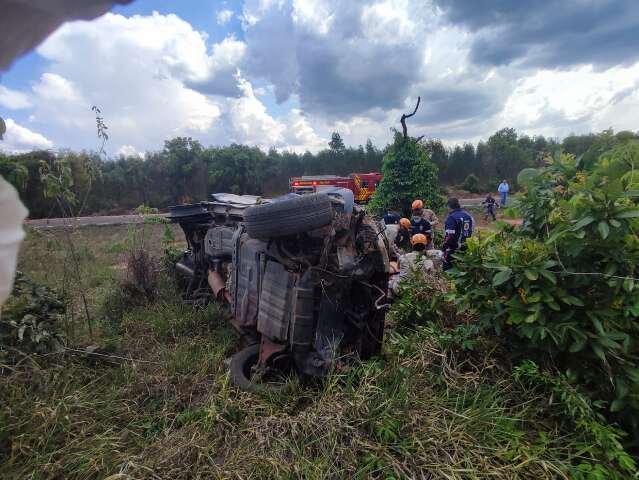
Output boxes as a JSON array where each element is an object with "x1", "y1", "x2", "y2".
[
  {"x1": 228, "y1": 344, "x2": 285, "y2": 393},
  {"x1": 243, "y1": 193, "x2": 333, "y2": 239},
  {"x1": 229, "y1": 344, "x2": 261, "y2": 392}
]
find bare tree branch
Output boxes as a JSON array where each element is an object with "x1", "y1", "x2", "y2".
[
  {"x1": 415, "y1": 135, "x2": 425, "y2": 142},
  {"x1": 400, "y1": 96, "x2": 421, "y2": 139}
]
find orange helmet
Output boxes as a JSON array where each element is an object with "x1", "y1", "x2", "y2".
[
  {"x1": 399, "y1": 217, "x2": 411, "y2": 229},
  {"x1": 411, "y1": 199, "x2": 423, "y2": 210},
  {"x1": 411, "y1": 233, "x2": 427, "y2": 246}
]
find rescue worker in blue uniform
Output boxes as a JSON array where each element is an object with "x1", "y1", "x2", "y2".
[
  {"x1": 442, "y1": 197, "x2": 474, "y2": 270},
  {"x1": 410, "y1": 211, "x2": 432, "y2": 242},
  {"x1": 383, "y1": 208, "x2": 400, "y2": 225}
]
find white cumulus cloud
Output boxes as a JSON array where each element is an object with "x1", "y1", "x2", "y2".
[
  {"x1": 1, "y1": 11, "x2": 320, "y2": 154},
  {"x1": 0, "y1": 86, "x2": 32, "y2": 110},
  {"x1": 0, "y1": 118, "x2": 53, "y2": 152},
  {"x1": 116, "y1": 144, "x2": 143, "y2": 157},
  {"x1": 216, "y1": 9, "x2": 234, "y2": 25},
  {"x1": 3, "y1": 3, "x2": 639, "y2": 156}
]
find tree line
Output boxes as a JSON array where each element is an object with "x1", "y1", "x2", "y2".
[{"x1": 0, "y1": 128, "x2": 636, "y2": 218}]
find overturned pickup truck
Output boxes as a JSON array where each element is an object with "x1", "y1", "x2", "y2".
[{"x1": 169, "y1": 190, "x2": 391, "y2": 391}]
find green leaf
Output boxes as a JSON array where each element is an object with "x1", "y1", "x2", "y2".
[
  {"x1": 569, "y1": 338, "x2": 586, "y2": 353},
  {"x1": 493, "y1": 269, "x2": 512, "y2": 287},
  {"x1": 615, "y1": 209, "x2": 639, "y2": 219},
  {"x1": 570, "y1": 215, "x2": 595, "y2": 231},
  {"x1": 621, "y1": 190, "x2": 639, "y2": 198},
  {"x1": 539, "y1": 270, "x2": 557, "y2": 284},
  {"x1": 609, "y1": 218, "x2": 621, "y2": 228},
  {"x1": 567, "y1": 296, "x2": 585, "y2": 306},
  {"x1": 592, "y1": 345, "x2": 606, "y2": 363},
  {"x1": 591, "y1": 317, "x2": 605, "y2": 335},
  {"x1": 604, "y1": 263, "x2": 618, "y2": 276},
  {"x1": 610, "y1": 399, "x2": 624, "y2": 413},
  {"x1": 623, "y1": 278, "x2": 634, "y2": 292},
  {"x1": 597, "y1": 220, "x2": 609, "y2": 239},
  {"x1": 547, "y1": 300, "x2": 561, "y2": 311},
  {"x1": 524, "y1": 269, "x2": 539, "y2": 281},
  {"x1": 599, "y1": 336, "x2": 620, "y2": 349},
  {"x1": 517, "y1": 168, "x2": 541, "y2": 186}
]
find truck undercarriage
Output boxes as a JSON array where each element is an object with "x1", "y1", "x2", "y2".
[{"x1": 169, "y1": 191, "x2": 390, "y2": 391}]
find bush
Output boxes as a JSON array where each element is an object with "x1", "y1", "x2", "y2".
[
  {"x1": 461, "y1": 173, "x2": 480, "y2": 193},
  {"x1": 369, "y1": 132, "x2": 442, "y2": 216},
  {"x1": 451, "y1": 145, "x2": 639, "y2": 438},
  {"x1": 0, "y1": 272, "x2": 65, "y2": 361},
  {"x1": 134, "y1": 204, "x2": 159, "y2": 215},
  {"x1": 100, "y1": 246, "x2": 162, "y2": 330},
  {"x1": 387, "y1": 275, "x2": 636, "y2": 477}
]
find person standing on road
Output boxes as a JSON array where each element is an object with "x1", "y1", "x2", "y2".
[
  {"x1": 498, "y1": 179, "x2": 509, "y2": 207},
  {"x1": 482, "y1": 193, "x2": 497, "y2": 221},
  {"x1": 442, "y1": 197, "x2": 474, "y2": 271}
]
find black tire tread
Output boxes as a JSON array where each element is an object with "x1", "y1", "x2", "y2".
[
  {"x1": 244, "y1": 193, "x2": 333, "y2": 239},
  {"x1": 229, "y1": 344, "x2": 261, "y2": 392},
  {"x1": 229, "y1": 344, "x2": 284, "y2": 393}
]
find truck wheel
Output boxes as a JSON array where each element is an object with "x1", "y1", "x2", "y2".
[
  {"x1": 229, "y1": 344, "x2": 286, "y2": 393},
  {"x1": 243, "y1": 193, "x2": 333, "y2": 239}
]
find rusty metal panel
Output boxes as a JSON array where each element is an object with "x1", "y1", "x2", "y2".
[
  {"x1": 257, "y1": 261, "x2": 294, "y2": 343},
  {"x1": 204, "y1": 226, "x2": 234, "y2": 258},
  {"x1": 233, "y1": 235, "x2": 266, "y2": 329},
  {"x1": 290, "y1": 270, "x2": 316, "y2": 348}
]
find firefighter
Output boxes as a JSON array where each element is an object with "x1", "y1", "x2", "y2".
[
  {"x1": 411, "y1": 199, "x2": 439, "y2": 226},
  {"x1": 395, "y1": 217, "x2": 412, "y2": 251},
  {"x1": 442, "y1": 197, "x2": 474, "y2": 271},
  {"x1": 388, "y1": 233, "x2": 439, "y2": 295},
  {"x1": 410, "y1": 199, "x2": 433, "y2": 248}
]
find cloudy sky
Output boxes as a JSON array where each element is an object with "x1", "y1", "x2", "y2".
[{"x1": 1, "y1": 0, "x2": 638, "y2": 155}]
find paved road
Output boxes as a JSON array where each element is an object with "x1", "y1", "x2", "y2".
[
  {"x1": 26, "y1": 213, "x2": 168, "y2": 228},
  {"x1": 25, "y1": 199, "x2": 486, "y2": 228}
]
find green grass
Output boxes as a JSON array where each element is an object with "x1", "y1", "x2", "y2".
[{"x1": 0, "y1": 223, "x2": 628, "y2": 479}]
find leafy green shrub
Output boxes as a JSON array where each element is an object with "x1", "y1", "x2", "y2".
[
  {"x1": 389, "y1": 269, "x2": 456, "y2": 328},
  {"x1": 369, "y1": 132, "x2": 442, "y2": 216},
  {"x1": 0, "y1": 272, "x2": 65, "y2": 360},
  {"x1": 461, "y1": 173, "x2": 480, "y2": 193},
  {"x1": 143, "y1": 215, "x2": 169, "y2": 224},
  {"x1": 452, "y1": 145, "x2": 639, "y2": 437},
  {"x1": 134, "y1": 204, "x2": 159, "y2": 215},
  {"x1": 513, "y1": 361, "x2": 636, "y2": 478}
]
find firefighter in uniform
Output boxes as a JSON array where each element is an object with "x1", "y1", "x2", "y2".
[
  {"x1": 442, "y1": 197, "x2": 474, "y2": 271},
  {"x1": 410, "y1": 199, "x2": 434, "y2": 248},
  {"x1": 395, "y1": 217, "x2": 412, "y2": 251},
  {"x1": 383, "y1": 208, "x2": 401, "y2": 225},
  {"x1": 411, "y1": 199, "x2": 439, "y2": 226}
]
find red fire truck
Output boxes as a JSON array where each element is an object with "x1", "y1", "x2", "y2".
[{"x1": 289, "y1": 172, "x2": 382, "y2": 203}]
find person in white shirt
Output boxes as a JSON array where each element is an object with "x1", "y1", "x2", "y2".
[{"x1": 498, "y1": 180, "x2": 510, "y2": 207}]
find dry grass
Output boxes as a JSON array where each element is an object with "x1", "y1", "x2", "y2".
[{"x1": 0, "y1": 224, "x2": 617, "y2": 479}]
